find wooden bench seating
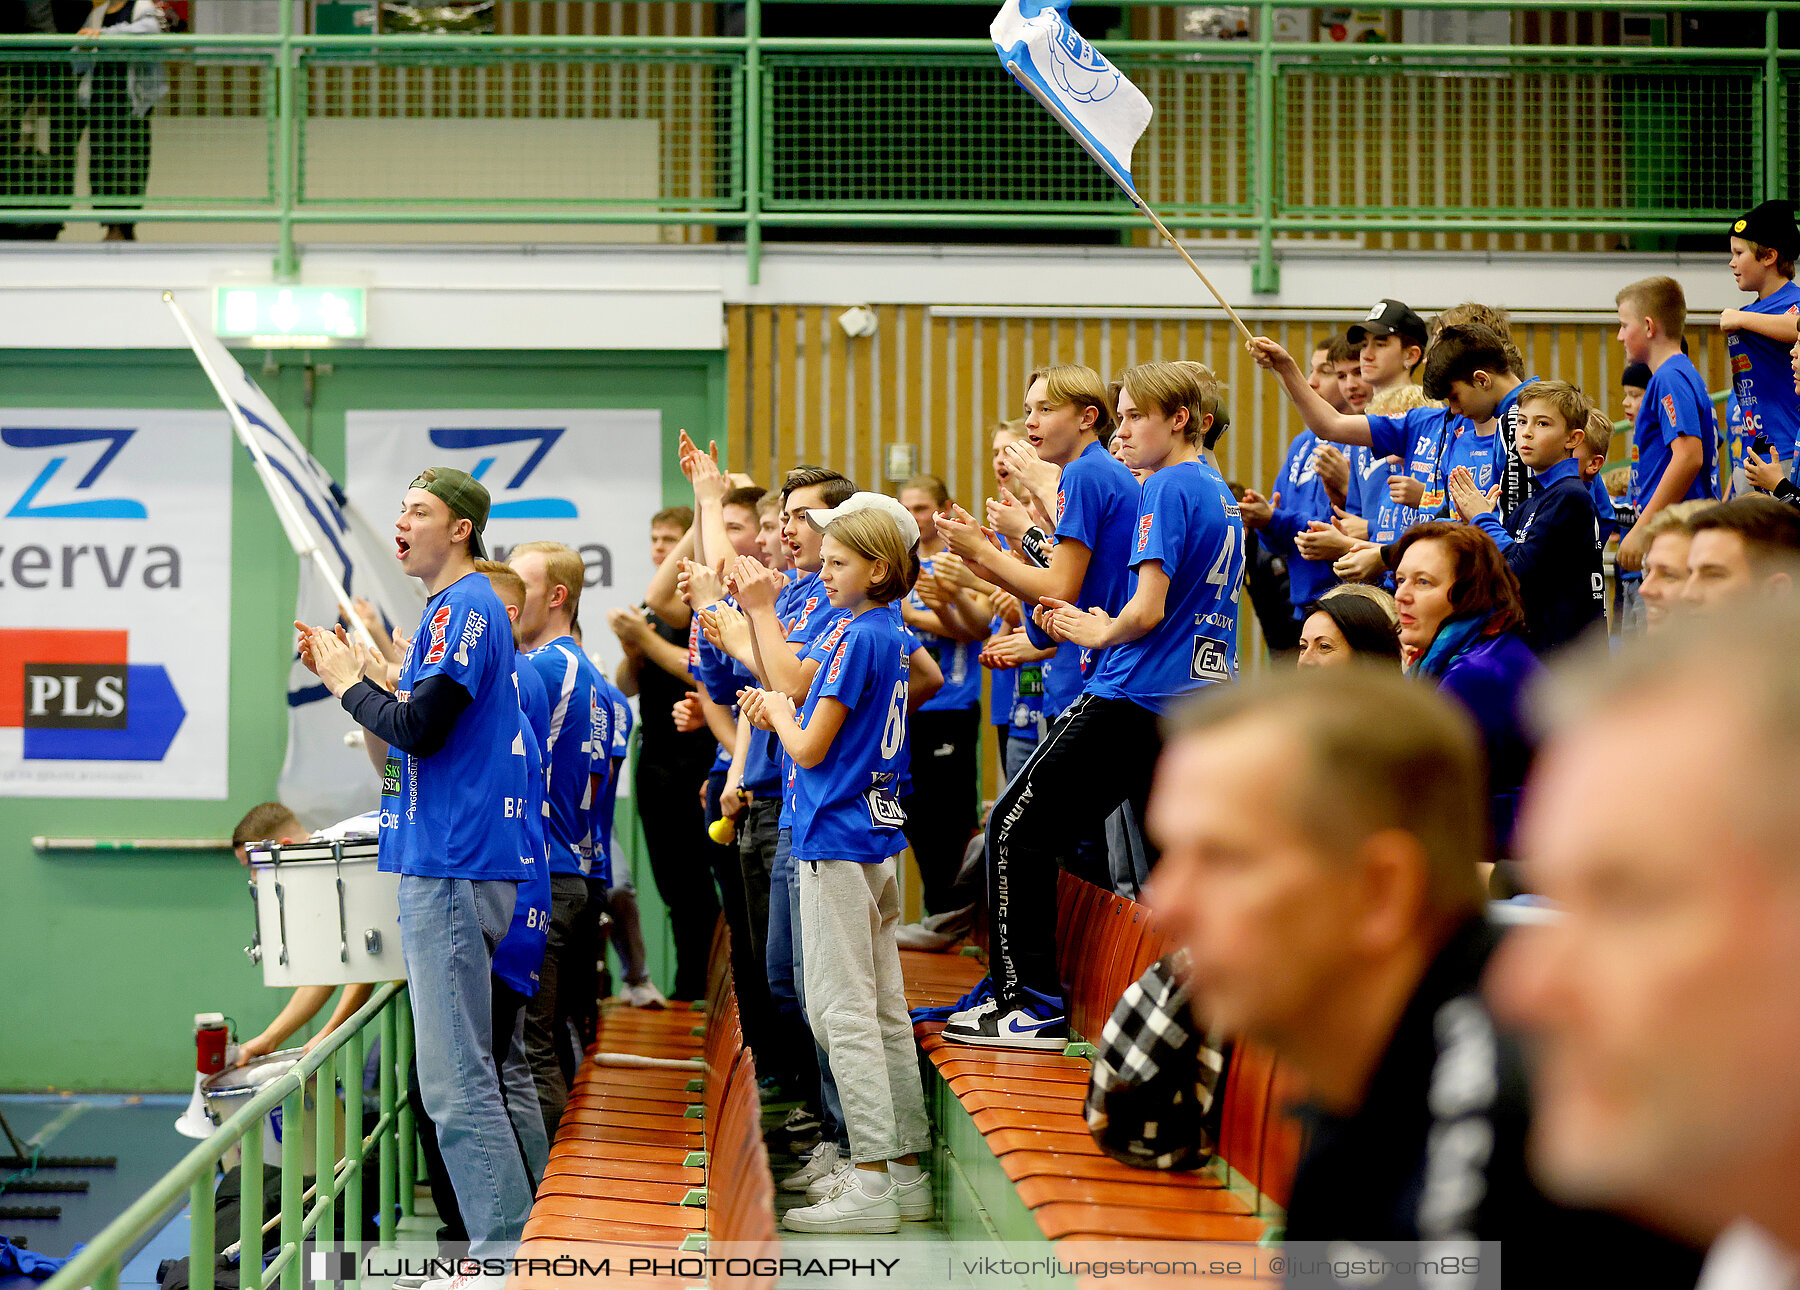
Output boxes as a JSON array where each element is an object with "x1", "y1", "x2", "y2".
[
  {"x1": 906, "y1": 872, "x2": 1305, "y2": 1253},
  {"x1": 510, "y1": 923, "x2": 777, "y2": 1289}
]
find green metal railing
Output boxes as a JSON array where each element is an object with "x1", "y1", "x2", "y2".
[
  {"x1": 43, "y1": 984, "x2": 414, "y2": 1290},
  {"x1": 1, "y1": 0, "x2": 1797, "y2": 284}
]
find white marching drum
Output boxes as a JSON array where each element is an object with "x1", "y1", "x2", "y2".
[{"x1": 244, "y1": 840, "x2": 406, "y2": 986}]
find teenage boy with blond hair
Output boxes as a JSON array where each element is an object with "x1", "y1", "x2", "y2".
[
  {"x1": 1448, "y1": 380, "x2": 1605, "y2": 653},
  {"x1": 1616, "y1": 275, "x2": 1718, "y2": 581}
]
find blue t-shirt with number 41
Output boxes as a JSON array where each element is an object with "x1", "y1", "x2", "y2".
[
  {"x1": 1087, "y1": 460, "x2": 1246, "y2": 711},
  {"x1": 788, "y1": 603, "x2": 912, "y2": 866},
  {"x1": 379, "y1": 572, "x2": 535, "y2": 882}
]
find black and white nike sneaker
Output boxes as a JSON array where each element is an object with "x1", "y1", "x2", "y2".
[{"x1": 939, "y1": 986, "x2": 1068, "y2": 1050}]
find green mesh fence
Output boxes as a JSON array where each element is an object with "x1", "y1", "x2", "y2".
[
  {"x1": 1277, "y1": 60, "x2": 1760, "y2": 221},
  {"x1": 295, "y1": 50, "x2": 740, "y2": 207},
  {"x1": 0, "y1": 49, "x2": 275, "y2": 219},
  {"x1": 760, "y1": 51, "x2": 1252, "y2": 214}
]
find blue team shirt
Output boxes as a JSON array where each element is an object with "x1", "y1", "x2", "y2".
[
  {"x1": 587, "y1": 674, "x2": 632, "y2": 879},
  {"x1": 1367, "y1": 405, "x2": 1467, "y2": 534},
  {"x1": 1087, "y1": 461, "x2": 1245, "y2": 709},
  {"x1": 1727, "y1": 279, "x2": 1800, "y2": 461},
  {"x1": 788, "y1": 605, "x2": 912, "y2": 865},
  {"x1": 1631, "y1": 354, "x2": 1719, "y2": 508},
  {"x1": 1258, "y1": 430, "x2": 1339, "y2": 616},
  {"x1": 1034, "y1": 439, "x2": 1139, "y2": 715},
  {"x1": 694, "y1": 600, "x2": 784, "y2": 798},
  {"x1": 1441, "y1": 424, "x2": 1505, "y2": 502},
  {"x1": 1351, "y1": 447, "x2": 1402, "y2": 543},
  {"x1": 520, "y1": 637, "x2": 606, "y2": 876},
  {"x1": 379, "y1": 573, "x2": 535, "y2": 882},
  {"x1": 987, "y1": 614, "x2": 1016, "y2": 730},
  {"x1": 908, "y1": 555, "x2": 981, "y2": 711},
  {"x1": 493, "y1": 658, "x2": 551, "y2": 995},
  {"x1": 776, "y1": 571, "x2": 851, "y2": 828}
]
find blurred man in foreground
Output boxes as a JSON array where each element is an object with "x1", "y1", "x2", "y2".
[
  {"x1": 1146, "y1": 668, "x2": 1700, "y2": 1285},
  {"x1": 1491, "y1": 605, "x2": 1800, "y2": 1289}
]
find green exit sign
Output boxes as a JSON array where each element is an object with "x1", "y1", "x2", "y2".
[{"x1": 214, "y1": 286, "x2": 367, "y2": 346}]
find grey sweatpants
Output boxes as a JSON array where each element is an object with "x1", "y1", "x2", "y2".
[{"x1": 797, "y1": 855, "x2": 932, "y2": 1165}]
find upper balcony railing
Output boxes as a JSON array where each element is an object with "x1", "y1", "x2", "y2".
[{"x1": 1, "y1": 0, "x2": 1796, "y2": 286}]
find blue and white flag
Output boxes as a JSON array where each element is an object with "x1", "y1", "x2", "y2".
[
  {"x1": 991, "y1": 0, "x2": 1153, "y2": 197},
  {"x1": 166, "y1": 299, "x2": 424, "y2": 825}
]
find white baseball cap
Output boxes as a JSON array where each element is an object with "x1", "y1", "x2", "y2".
[{"x1": 803, "y1": 491, "x2": 921, "y2": 547}]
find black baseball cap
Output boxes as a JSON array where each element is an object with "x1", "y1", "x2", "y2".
[
  {"x1": 410, "y1": 466, "x2": 490, "y2": 559},
  {"x1": 1621, "y1": 362, "x2": 1652, "y2": 390},
  {"x1": 1346, "y1": 298, "x2": 1429, "y2": 349},
  {"x1": 1731, "y1": 200, "x2": 1800, "y2": 260}
]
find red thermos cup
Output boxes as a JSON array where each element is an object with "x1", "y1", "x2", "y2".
[{"x1": 195, "y1": 1012, "x2": 230, "y2": 1075}]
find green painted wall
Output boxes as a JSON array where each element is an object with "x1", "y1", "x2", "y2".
[{"x1": 0, "y1": 347, "x2": 725, "y2": 1091}]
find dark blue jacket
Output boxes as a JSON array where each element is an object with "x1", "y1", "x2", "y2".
[
  {"x1": 1435, "y1": 631, "x2": 1541, "y2": 856},
  {"x1": 1473, "y1": 459, "x2": 1604, "y2": 655}
]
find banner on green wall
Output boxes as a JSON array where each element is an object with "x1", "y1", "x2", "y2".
[
  {"x1": 0, "y1": 409, "x2": 232, "y2": 798},
  {"x1": 344, "y1": 408, "x2": 663, "y2": 628}
]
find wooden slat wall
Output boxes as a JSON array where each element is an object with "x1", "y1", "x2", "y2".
[{"x1": 723, "y1": 302, "x2": 1732, "y2": 797}]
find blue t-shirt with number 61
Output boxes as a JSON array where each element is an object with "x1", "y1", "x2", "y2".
[{"x1": 788, "y1": 603, "x2": 912, "y2": 866}]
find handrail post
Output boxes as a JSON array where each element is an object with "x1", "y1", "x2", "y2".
[
  {"x1": 378, "y1": 1002, "x2": 397, "y2": 1245},
  {"x1": 188, "y1": 1172, "x2": 215, "y2": 1290},
  {"x1": 314, "y1": 1063, "x2": 337, "y2": 1254},
  {"x1": 342, "y1": 1027, "x2": 365, "y2": 1287},
  {"x1": 1766, "y1": 7, "x2": 1781, "y2": 201},
  {"x1": 279, "y1": 1087, "x2": 304, "y2": 1290},
  {"x1": 274, "y1": 0, "x2": 299, "y2": 281},
  {"x1": 241, "y1": 1116, "x2": 264, "y2": 1290},
  {"x1": 745, "y1": 0, "x2": 763, "y2": 286},
  {"x1": 395, "y1": 993, "x2": 416, "y2": 1219},
  {"x1": 1252, "y1": 0, "x2": 1279, "y2": 294}
]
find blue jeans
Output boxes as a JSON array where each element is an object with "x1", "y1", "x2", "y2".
[
  {"x1": 779, "y1": 827, "x2": 848, "y2": 1150},
  {"x1": 1003, "y1": 732, "x2": 1039, "y2": 783},
  {"x1": 766, "y1": 817, "x2": 802, "y2": 1021},
  {"x1": 398, "y1": 875, "x2": 534, "y2": 1254}
]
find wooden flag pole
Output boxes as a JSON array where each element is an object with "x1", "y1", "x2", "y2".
[{"x1": 1131, "y1": 195, "x2": 1256, "y2": 346}]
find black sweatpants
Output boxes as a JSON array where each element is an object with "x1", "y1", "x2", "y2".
[
  {"x1": 985, "y1": 693, "x2": 1163, "y2": 1005},
  {"x1": 706, "y1": 769, "x2": 778, "y2": 1061},
  {"x1": 634, "y1": 755, "x2": 721, "y2": 1001},
  {"x1": 900, "y1": 705, "x2": 981, "y2": 915}
]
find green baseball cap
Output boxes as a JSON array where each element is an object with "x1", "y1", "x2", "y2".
[{"x1": 410, "y1": 466, "x2": 490, "y2": 559}]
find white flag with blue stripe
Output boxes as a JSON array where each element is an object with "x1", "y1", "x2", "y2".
[
  {"x1": 991, "y1": 0, "x2": 1153, "y2": 197},
  {"x1": 167, "y1": 300, "x2": 424, "y2": 825}
]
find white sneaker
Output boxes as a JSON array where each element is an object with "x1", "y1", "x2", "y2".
[
  {"x1": 781, "y1": 1140, "x2": 840, "y2": 1192},
  {"x1": 782, "y1": 1173, "x2": 901, "y2": 1234},
  {"x1": 622, "y1": 980, "x2": 667, "y2": 1009},
  {"x1": 804, "y1": 1157, "x2": 856, "y2": 1202},
  {"x1": 892, "y1": 1172, "x2": 933, "y2": 1221},
  {"x1": 944, "y1": 996, "x2": 999, "y2": 1027}
]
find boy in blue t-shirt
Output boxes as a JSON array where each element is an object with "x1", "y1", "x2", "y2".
[
  {"x1": 1247, "y1": 334, "x2": 1471, "y2": 562},
  {"x1": 1724, "y1": 201, "x2": 1800, "y2": 488},
  {"x1": 937, "y1": 364, "x2": 1138, "y2": 720},
  {"x1": 1240, "y1": 338, "x2": 1353, "y2": 627},
  {"x1": 742, "y1": 497, "x2": 933, "y2": 1234},
  {"x1": 509, "y1": 542, "x2": 612, "y2": 1146},
  {"x1": 943, "y1": 363, "x2": 1245, "y2": 1051},
  {"x1": 1616, "y1": 275, "x2": 1718, "y2": 579},
  {"x1": 301, "y1": 466, "x2": 533, "y2": 1252}
]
